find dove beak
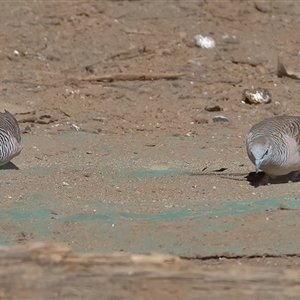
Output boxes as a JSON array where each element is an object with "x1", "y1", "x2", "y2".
[{"x1": 255, "y1": 159, "x2": 262, "y2": 173}]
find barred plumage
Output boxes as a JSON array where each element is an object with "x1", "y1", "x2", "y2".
[
  {"x1": 0, "y1": 110, "x2": 22, "y2": 166},
  {"x1": 246, "y1": 116, "x2": 300, "y2": 181}
]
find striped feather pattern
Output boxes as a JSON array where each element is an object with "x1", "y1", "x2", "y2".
[
  {"x1": 246, "y1": 116, "x2": 300, "y2": 177},
  {"x1": 0, "y1": 110, "x2": 22, "y2": 166},
  {"x1": 248, "y1": 116, "x2": 300, "y2": 143}
]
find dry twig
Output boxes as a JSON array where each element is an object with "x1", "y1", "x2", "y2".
[{"x1": 78, "y1": 72, "x2": 185, "y2": 82}]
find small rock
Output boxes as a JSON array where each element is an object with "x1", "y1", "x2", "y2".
[
  {"x1": 254, "y1": 1, "x2": 272, "y2": 13},
  {"x1": 24, "y1": 125, "x2": 31, "y2": 132},
  {"x1": 70, "y1": 124, "x2": 80, "y2": 131},
  {"x1": 45, "y1": 152, "x2": 55, "y2": 157},
  {"x1": 205, "y1": 104, "x2": 222, "y2": 112},
  {"x1": 36, "y1": 115, "x2": 58, "y2": 125},
  {"x1": 18, "y1": 116, "x2": 38, "y2": 123},
  {"x1": 187, "y1": 59, "x2": 202, "y2": 67},
  {"x1": 222, "y1": 36, "x2": 240, "y2": 44},
  {"x1": 256, "y1": 65, "x2": 267, "y2": 74},
  {"x1": 194, "y1": 35, "x2": 215, "y2": 49},
  {"x1": 193, "y1": 115, "x2": 208, "y2": 124},
  {"x1": 172, "y1": 82, "x2": 180, "y2": 88},
  {"x1": 242, "y1": 87, "x2": 271, "y2": 105},
  {"x1": 213, "y1": 115, "x2": 229, "y2": 123}
]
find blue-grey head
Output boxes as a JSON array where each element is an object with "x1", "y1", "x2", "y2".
[{"x1": 247, "y1": 136, "x2": 271, "y2": 173}]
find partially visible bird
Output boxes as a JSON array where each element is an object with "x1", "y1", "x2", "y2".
[
  {"x1": 0, "y1": 110, "x2": 22, "y2": 167},
  {"x1": 246, "y1": 115, "x2": 300, "y2": 183}
]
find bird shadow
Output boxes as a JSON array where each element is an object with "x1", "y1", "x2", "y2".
[
  {"x1": 188, "y1": 169, "x2": 300, "y2": 188},
  {"x1": 246, "y1": 171, "x2": 300, "y2": 187},
  {"x1": 0, "y1": 161, "x2": 19, "y2": 170}
]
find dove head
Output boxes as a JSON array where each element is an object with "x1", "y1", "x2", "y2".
[{"x1": 247, "y1": 136, "x2": 272, "y2": 173}]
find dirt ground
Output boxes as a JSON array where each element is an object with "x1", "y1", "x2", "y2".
[{"x1": 1, "y1": 0, "x2": 300, "y2": 298}]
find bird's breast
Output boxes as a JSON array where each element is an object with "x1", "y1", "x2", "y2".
[{"x1": 261, "y1": 134, "x2": 300, "y2": 176}]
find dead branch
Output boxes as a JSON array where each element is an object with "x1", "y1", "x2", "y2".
[
  {"x1": 122, "y1": 29, "x2": 154, "y2": 35},
  {"x1": 231, "y1": 58, "x2": 263, "y2": 67},
  {"x1": 78, "y1": 72, "x2": 185, "y2": 82},
  {"x1": 85, "y1": 48, "x2": 154, "y2": 72},
  {"x1": 2, "y1": 79, "x2": 57, "y2": 87}
]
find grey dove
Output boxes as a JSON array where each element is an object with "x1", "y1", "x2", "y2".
[
  {"x1": 0, "y1": 110, "x2": 22, "y2": 167},
  {"x1": 246, "y1": 115, "x2": 300, "y2": 183}
]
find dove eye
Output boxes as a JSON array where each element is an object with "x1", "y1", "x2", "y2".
[{"x1": 264, "y1": 149, "x2": 269, "y2": 156}]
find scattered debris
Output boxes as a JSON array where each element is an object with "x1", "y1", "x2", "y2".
[
  {"x1": 3, "y1": 79, "x2": 56, "y2": 88},
  {"x1": 277, "y1": 54, "x2": 300, "y2": 80},
  {"x1": 232, "y1": 57, "x2": 264, "y2": 67},
  {"x1": 222, "y1": 34, "x2": 240, "y2": 44},
  {"x1": 256, "y1": 65, "x2": 267, "y2": 74},
  {"x1": 24, "y1": 125, "x2": 31, "y2": 133},
  {"x1": 206, "y1": 78, "x2": 242, "y2": 85},
  {"x1": 78, "y1": 72, "x2": 185, "y2": 82},
  {"x1": 85, "y1": 47, "x2": 154, "y2": 72},
  {"x1": 278, "y1": 204, "x2": 296, "y2": 211},
  {"x1": 0, "y1": 101, "x2": 34, "y2": 116},
  {"x1": 212, "y1": 167, "x2": 228, "y2": 173},
  {"x1": 80, "y1": 86, "x2": 108, "y2": 97},
  {"x1": 194, "y1": 35, "x2": 215, "y2": 49},
  {"x1": 254, "y1": 1, "x2": 272, "y2": 13},
  {"x1": 205, "y1": 104, "x2": 222, "y2": 112},
  {"x1": 60, "y1": 109, "x2": 71, "y2": 117},
  {"x1": 36, "y1": 115, "x2": 58, "y2": 124},
  {"x1": 14, "y1": 231, "x2": 34, "y2": 243},
  {"x1": 213, "y1": 115, "x2": 229, "y2": 123},
  {"x1": 122, "y1": 28, "x2": 153, "y2": 35},
  {"x1": 186, "y1": 131, "x2": 196, "y2": 137},
  {"x1": 193, "y1": 116, "x2": 208, "y2": 124},
  {"x1": 65, "y1": 88, "x2": 80, "y2": 95},
  {"x1": 45, "y1": 152, "x2": 55, "y2": 157},
  {"x1": 17, "y1": 113, "x2": 57, "y2": 124},
  {"x1": 187, "y1": 59, "x2": 202, "y2": 67},
  {"x1": 18, "y1": 116, "x2": 38, "y2": 123},
  {"x1": 70, "y1": 124, "x2": 80, "y2": 131},
  {"x1": 242, "y1": 87, "x2": 271, "y2": 105}
]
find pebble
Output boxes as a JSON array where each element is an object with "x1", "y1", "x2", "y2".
[
  {"x1": 242, "y1": 87, "x2": 271, "y2": 104},
  {"x1": 193, "y1": 116, "x2": 208, "y2": 124},
  {"x1": 213, "y1": 115, "x2": 229, "y2": 123},
  {"x1": 205, "y1": 104, "x2": 222, "y2": 112},
  {"x1": 194, "y1": 35, "x2": 215, "y2": 49}
]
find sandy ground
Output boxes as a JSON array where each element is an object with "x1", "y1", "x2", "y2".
[{"x1": 1, "y1": 1, "x2": 300, "y2": 298}]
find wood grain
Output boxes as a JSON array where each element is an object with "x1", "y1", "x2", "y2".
[{"x1": 0, "y1": 243, "x2": 299, "y2": 300}]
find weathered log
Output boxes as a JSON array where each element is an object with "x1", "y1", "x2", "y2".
[{"x1": 0, "y1": 243, "x2": 299, "y2": 300}]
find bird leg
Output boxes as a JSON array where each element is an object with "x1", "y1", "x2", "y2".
[
  {"x1": 289, "y1": 170, "x2": 300, "y2": 182},
  {"x1": 252, "y1": 172, "x2": 270, "y2": 187},
  {"x1": 259, "y1": 173, "x2": 270, "y2": 186}
]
